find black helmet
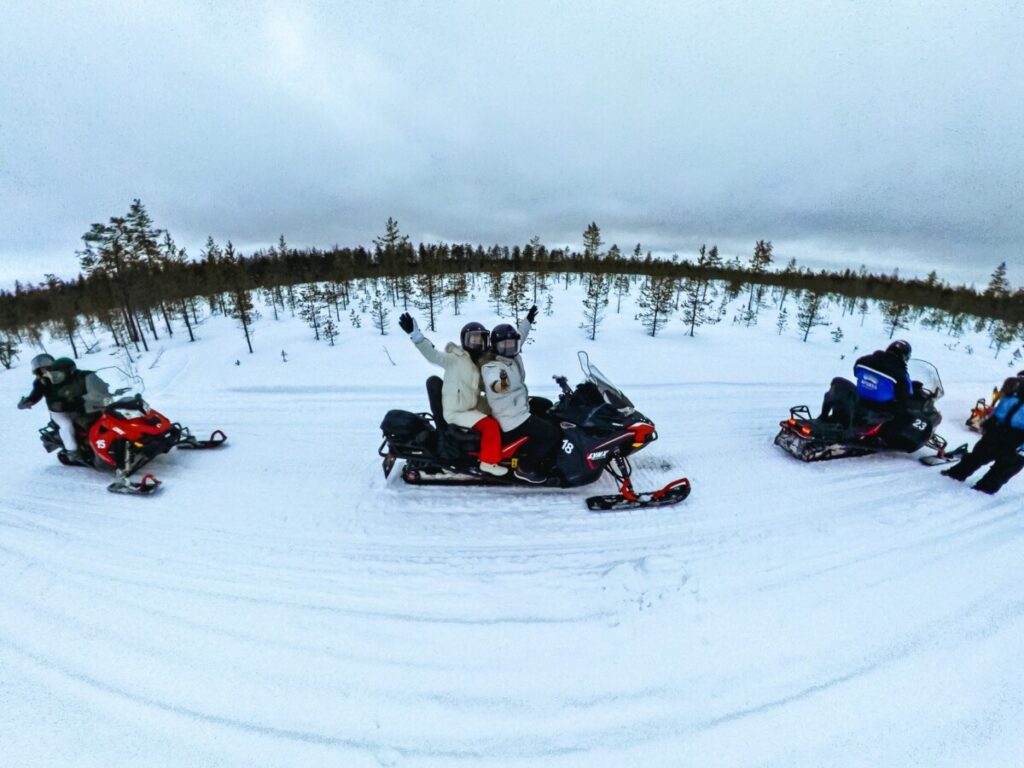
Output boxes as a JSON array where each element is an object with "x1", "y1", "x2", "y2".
[
  {"x1": 30, "y1": 353, "x2": 55, "y2": 374},
  {"x1": 490, "y1": 323, "x2": 521, "y2": 357},
  {"x1": 460, "y1": 322, "x2": 489, "y2": 354},
  {"x1": 887, "y1": 340, "x2": 911, "y2": 361}
]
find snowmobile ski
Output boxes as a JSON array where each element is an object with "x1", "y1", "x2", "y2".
[
  {"x1": 586, "y1": 477, "x2": 691, "y2": 512},
  {"x1": 107, "y1": 473, "x2": 162, "y2": 495},
  {"x1": 175, "y1": 428, "x2": 228, "y2": 450},
  {"x1": 919, "y1": 443, "x2": 968, "y2": 466}
]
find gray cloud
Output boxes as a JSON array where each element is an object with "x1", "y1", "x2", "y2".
[{"x1": 1, "y1": 0, "x2": 1021, "y2": 285}]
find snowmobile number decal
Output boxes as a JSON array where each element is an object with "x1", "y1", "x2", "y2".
[
  {"x1": 96, "y1": 439, "x2": 107, "y2": 449},
  {"x1": 561, "y1": 440, "x2": 574, "y2": 454},
  {"x1": 912, "y1": 419, "x2": 928, "y2": 431}
]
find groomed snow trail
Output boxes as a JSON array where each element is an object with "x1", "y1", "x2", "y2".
[{"x1": 1, "y1": 302, "x2": 1022, "y2": 768}]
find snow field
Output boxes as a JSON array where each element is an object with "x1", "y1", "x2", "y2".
[{"x1": 1, "y1": 284, "x2": 1022, "y2": 767}]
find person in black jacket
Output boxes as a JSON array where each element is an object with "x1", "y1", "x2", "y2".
[
  {"x1": 17, "y1": 354, "x2": 113, "y2": 460},
  {"x1": 942, "y1": 372, "x2": 1024, "y2": 494},
  {"x1": 820, "y1": 340, "x2": 914, "y2": 427}
]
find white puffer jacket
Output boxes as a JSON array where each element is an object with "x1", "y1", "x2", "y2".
[
  {"x1": 480, "y1": 319, "x2": 533, "y2": 432},
  {"x1": 412, "y1": 336, "x2": 491, "y2": 424}
]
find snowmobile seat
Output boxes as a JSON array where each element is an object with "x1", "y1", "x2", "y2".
[
  {"x1": 426, "y1": 376, "x2": 447, "y2": 428},
  {"x1": 424, "y1": 376, "x2": 481, "y2": 463}
]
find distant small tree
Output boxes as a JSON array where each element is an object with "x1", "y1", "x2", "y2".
[
  {"x1": 881, "y1": 301, "x2": 911, "y2": 339},
  {"x1": 349, "y1": 309, "x2": 362, "y2": 329},
  {"x1": 989, "y1": 320, "x2": 1019, "y2": 358},
  {"x1": 505, "y1": 272, "x2": 529, "y2": 324},
  {"x1": 0, "y1": 334, "x2": 19, "y2": 369},
  {"x1": 371, "y1": 285, "x2": 391, "y2": 335},
  {"x1": 857, "y1": 297, "x2": 870, "y2": 327},
  {"x1": 322, "y1": 316, "x2": 339, "y2": 347},
  {"x1": 796, "y1": 291, "x2": 828, "y2": 342},
  {"x1": 637, "y1": 276, "x2": 675, "y2": 337},
  {"x1": 299, "y1": 284, "x2": 326, "y2": 341},
  {"x1": 831, "y1": 326, "x2": 844, "y2": 343},
  {"x1": 776, "y1": 306, "x2": 789, "y2": 335},
  {"x1": 445, "y1": 271, "x2": 469, "y2": 316},
  {"x1": 581, "y1": 272, "x2": 610, "y2": 340},
  {"x1": 985, "y1": 262, "x2": 1010, "y2": 298}
]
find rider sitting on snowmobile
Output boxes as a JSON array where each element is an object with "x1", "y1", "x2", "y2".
[
  {"x1": 399, "y1": 313, "x2": 507, "y2": 476},
  {"x1": 480, "y1": 311, "x2": 558, "y2": 483},
  {"x1": 820, "y1": 340, "x2": 914, "y2": 428},
  {"x1": 17, "y1": 354, "x2": 114, "y2": 461},
  {"x1": 942, "y1": 371, "x2": 1024, "y2": 494}
]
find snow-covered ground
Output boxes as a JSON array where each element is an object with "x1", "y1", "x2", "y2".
[{"x1": 1, "y1": 283, "x2": 1022, "y2": 767}]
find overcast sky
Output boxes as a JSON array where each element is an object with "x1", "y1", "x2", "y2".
[{"x1": 1, "y1": 0, "x2": 1022, "y2": 286}]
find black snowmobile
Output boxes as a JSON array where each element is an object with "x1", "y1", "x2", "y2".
[
  {"x1": 774, "y1": 359, "x2": 967, "y2": 465},
  {"x1": 379, "y1": 352, "x2": 691, "y2": 511}
]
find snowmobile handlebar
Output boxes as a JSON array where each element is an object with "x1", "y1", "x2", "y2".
[{"x1": 553, "y1": 375, "x2": 572, "y2": 395}]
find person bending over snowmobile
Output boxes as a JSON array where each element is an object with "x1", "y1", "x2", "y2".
[
  {"x1": 399, "y1": 313, "x2": 507, "y2": 476},
  {"x1": 967, "y1": 371, "x2": 1024, "y2": 431},
  {"x1": 820, "y1": 339, "x2": 914, "y2": 428},
  {"x1": 480, "y1": 314, "x2": 558, "y2": 483},
  {"x1": 17, "y1": 354, "x2": 114, "y2": 462},
  {"x1": 942, "y1": 372, "x2": 1024, "y2": 494}
]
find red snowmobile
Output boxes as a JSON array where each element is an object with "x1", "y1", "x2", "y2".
[
  {"x1": 379, "y1": 352, "x2": 691, "y2": 511},
  {"x1": 39, "y1": 394, "x2": 226, "y2": 494}
]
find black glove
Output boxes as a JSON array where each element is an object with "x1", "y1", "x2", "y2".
[
  {"x1": 499, "y1": 369, "x2": 509, "y2": 383},
  {"x1": 526, "y1": 304, "x2": 538, "y2": 324},
  {"x1": 398, "y1": 313, "x2": 414, "y2": 334},
  {"x1": 17, "y1": 396, "x2": 31, "y2": 410}
]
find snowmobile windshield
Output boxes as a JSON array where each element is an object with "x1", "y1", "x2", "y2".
[
  {"x1": 111, "y1": 398, "x2": 149, "y2": 420},
  {"x1": 578, "y1": 352, "x2": 635, "y2": 413},
  {"x1": 908, "y1": 359, "x2": 943, "y2": 399}
]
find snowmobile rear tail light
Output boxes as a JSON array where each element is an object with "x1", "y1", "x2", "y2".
[{"x1": 799, "y1": 425, "x2": 812, "y2": 436}]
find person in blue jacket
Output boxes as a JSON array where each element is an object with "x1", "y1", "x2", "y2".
[{"x1": 942, "y1": 371, "x2": 1024, "y2": 494}]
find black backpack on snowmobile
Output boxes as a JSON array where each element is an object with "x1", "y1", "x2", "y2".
[
  {"x1": 379, "y1": 352, "x2": 691, "y2": 511},
  {"x1": 774, "y1": 359, "x2": 966, "y2": 464}
]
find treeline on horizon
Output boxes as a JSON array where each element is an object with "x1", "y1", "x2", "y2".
[{"x1": 0, "y1": 200, "x2": 1021, "y2": 366}]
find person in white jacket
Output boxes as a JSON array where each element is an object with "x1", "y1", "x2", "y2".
[
  {"x1": 399, "y1": 312, "x2": 506, "y2": 476},
  {"x1": 480, "y1": 310, "x2": 558, "y2": 483}
]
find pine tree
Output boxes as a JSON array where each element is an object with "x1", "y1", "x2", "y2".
[
  {"x1": 414, "y1": 271, "x2": 444, "y2": 331},
  {"x1": 742, "y1": 239, "x2": 773, "y2": 326},
  {"x1": 881, "y1": 301, "x2": 911, "y2": 339},
  {"x1": 582, "y1": 222, "x2": 603, "y2": 262},
  {"x1": 224, "y1": 242, "x2": 257, "y2": 353},
  {"x1": 0, "y1": 333, "x2": 19, "y2": 369},
  {"x1": 371, "y1": 285, "x2": 391, "y2": 335},
  {"x1": 682, "y1": 244, "x2": 720, "y2": 337},
  {"x1": 985, "y1": 262, "x2": 1010, "y2": 297},
  {"x1": 776, "y1": 306, "x2": 789, "y2": 335},
  {"x1": 831, "y1": 326, "x2": 844, "y2": 343},
  {"x1": 989, "y1": 320, "x2": 1018, "y2": 358},
  {"x1": 581, "y1": 272, "x2": 610, "y2": 340},
  {"x1": 505, "y1": 272, "x2": 529, "y2": 324},
  {"x1": 445, "y1": 271, "x2": 469, "y2": 316},
  {"x1": 299, "y1": 284, "x2": 326, "y2": 340},
  {"x1": 637, "y1": 276, "x2": 675, "y2": 337},
  {"x1": 796, "y1": 291, "x2": 828, "y2": 341},
  {"x1": 322, "y1": 316, "x2": 339, "y2": 347}
]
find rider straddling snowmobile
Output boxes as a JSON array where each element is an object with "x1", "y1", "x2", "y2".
[
  {"x1": 942, "y1": 372, "x2": 1024, "y2": 494},
  {"x1": 480, "y1": 315, "x2": 558, "y2": 483},
  {"x1": 399, "y1": 312, "x2": 507, "y2": 476},
  {"x1": 776, "y1": 339, "x2": 960, "y2": 462},
  {"x1": 819, "y1": 340, "x2": 914, "y2": 431},
  {"x1": 17, "y1": 354, "x2": 117, "y2": 464}
]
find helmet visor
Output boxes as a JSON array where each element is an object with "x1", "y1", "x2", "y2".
[
  {"x1": 463, "y1": 329, "x2": 489, "y2": 351},
  {"x1": 494, "y1": 337, "x2": 520, "y2": 357}
]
